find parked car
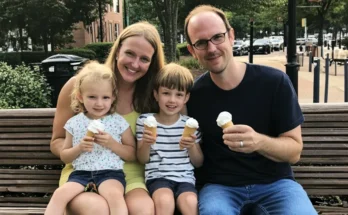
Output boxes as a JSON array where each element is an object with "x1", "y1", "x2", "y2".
[
  {"x1": 243, "y1": 40, "x2": 250, "y2": 51},
  {"x1": 271, "y1": 39, "x2": 283, "y2": 51},
  {"x1": 296, "y1": 38, "x2": 306, "y2": 45},
  {"x1": 253, "y1": 39, "x2": 271, "y2": 54},
  {"x1": 233, "y1": 40, "x2": 248, "y2": 56}
]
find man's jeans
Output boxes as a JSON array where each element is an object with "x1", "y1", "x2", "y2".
[{"x1": 199, "y1": 179, "x2": 317, "y2": 215}]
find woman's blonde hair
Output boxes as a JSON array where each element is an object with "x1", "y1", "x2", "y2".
[
  {"x1": 154, "y1": 63, "x2": 194, "y2": 93},
  {"x1": 71, "y1": 61, "x2": 117, "y2": 114},
  {"x1": 105, "y1": 21, "x2": 165, "y2": 113}
]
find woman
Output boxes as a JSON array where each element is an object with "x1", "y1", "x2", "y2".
[{"x1": 50, "y1": 21, "x2": 165, "y2": 215}]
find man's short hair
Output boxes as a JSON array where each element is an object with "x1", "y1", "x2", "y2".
[{"x1": 184, "y1": 5, "x2": 232, "y2": 45}]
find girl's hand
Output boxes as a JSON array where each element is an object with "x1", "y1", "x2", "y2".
[
  {"x1": 94, "y1": 130, "x2": 113, "y2": 149},
  {"x1": 142, "y1": 130, "x2": 157, "y2": 146},
  {"x1": 179, "y1": 134, "x2": 197, "y2": 149},
  {"x1": 79, "y1": 136, "x2": 94, "y2": 152}
]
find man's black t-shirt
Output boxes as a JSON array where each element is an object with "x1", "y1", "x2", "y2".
[{"x1": 187, "y1": 63, "x2": 304, "y2": 186}]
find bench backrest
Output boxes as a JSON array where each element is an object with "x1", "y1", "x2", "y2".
[
  {"x1": 0, "y1": 103, "x2": 348, "y2": 207},
  {"x1": 0, "y1": 108, "x2": 61, "y2": 207}
]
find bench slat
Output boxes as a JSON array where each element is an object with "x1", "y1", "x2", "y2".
[
  {"x1": 0, "y1": 127, "x2": 52, "y2": 133},
  {"x1": 0, "y1": 119, "x2": 53, "y2": 127},
  {"x1": 0, "y1": 108, "x2": 55, "y2": 117},
  {"x1": 297, "y1": 179, "x2": 348, "y2": 185},
  {"x1": 303, "y1": 136, "x2": 348, "y2": 142},
  {"x1": 305, "y1": 188, "x2": 348, "y2": 196},
  {"x1": 0, "y1": 180, "x2": 58, "y2": 185},
  {"x1": 302, "y1": 128, "x2": 348, "y2": 135},
  {"x1": 0, "y1": 146, "x2": 50, "y2": 152},
  {"x1": 0, "y1": 140, "x2": 50, "y2": 145},
  {"x1": 292, "y1": 166, "x2": 348, "y2": 172},
  {"x1": 0, "y1": 133, "x2": 52, "y2": 139},
  {"x1": 301, "y1": 103, "x2": 348, "y2": 113},
  {"x1": 0, "y1": 152, "x2": 57, "y2": 159},
  {"x1": 0, "y1": 186, "x2": 56, "y2": 193},
  {"x1": 295, "y1": 173, "x2": 348, "y2": 178},
  {"x1": 302, "y1": 144, "x2": 348, "y2": 149},
  {"x1": 0, "y1": 169, "x2": 61, "y2": 175},
  {"x1": 301, "y1": 150, "x2": 348, "y2": 156},
  {"x1": 0, "y1": 197, "x2": 50, "y2": 203},
  {"x1": 0, "y1": 174, "x2": 60, "y2": 180},
  {"x1": 302, "y1": 122, "x2": 348, "y2": 127},
  {"x1": 0, "y1": 159, "x2": 63, "y2": 165},
  {"x1": 298, "y1": 157, "x2": 348, "y2": 164}
]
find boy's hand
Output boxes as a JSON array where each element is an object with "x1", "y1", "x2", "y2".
[
  {"x1": 94, "y1": 130, "x2": 113, "y2": 149},
  {"x1": 79, "y1": 136, "x2": 94, "y2": 152},
  {"x1": 179, "y1": 134, "x2": 197, "y2": 149},
  {"x1": 142, "y1": 130, "x2": 157, "y2": 146}
]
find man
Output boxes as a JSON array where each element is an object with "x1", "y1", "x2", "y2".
[{"x1": 185, "y1": 5, "x2": 317, "y2": 215}]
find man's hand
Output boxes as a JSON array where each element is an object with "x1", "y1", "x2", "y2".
[
  {"x1": 141, "y1": 130, "x2": 157, "y2": 146},
  {"x1": 179, "y1": 135, "x2": 197, "y2": 149},
  {"x1": 222, "y1": 124, "x2": 263, "y2": 153},
  {"x1": 79, "y1": 136, "x2": 94, "y2": 152}
]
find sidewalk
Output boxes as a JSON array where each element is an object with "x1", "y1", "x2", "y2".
[{"x1": 237, "y1": 49, "x2": 347, "y2": 104}]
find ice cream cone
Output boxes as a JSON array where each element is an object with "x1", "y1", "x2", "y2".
[
  {"x1": 181, "y1": 126, "x2": 197, "y2": 150},
  {"x1": 221, "y1": 121, "x2": 234, "y2": 129},
  {"x1": 144, "y1": 124, "x2": 157, "y2": 143},
  {"x1": 86, "y1": 130, "x2": 95, "y2": 137}
]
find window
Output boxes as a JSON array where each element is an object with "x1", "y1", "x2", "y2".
[
  {"x1": 109, "y1": 23, "x2": 113, "y2": 41},
  {"x1": 113, "y1": 0, "x2": 120, "y2": 13},
  {"x1": 115, "y1": 23, "x2": 119, "y2": 39}
]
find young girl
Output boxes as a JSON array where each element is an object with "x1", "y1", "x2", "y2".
[
  {"x1": 45, "y1": 61, "x2": 136, "y2": 215},
  {"x1": 136, "y1": 63, "x2": 204, "y2": 215}
]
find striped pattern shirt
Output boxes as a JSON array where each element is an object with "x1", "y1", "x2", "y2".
[{"x1": 136, "y1": 113, "x2": 202, "y2": 185}]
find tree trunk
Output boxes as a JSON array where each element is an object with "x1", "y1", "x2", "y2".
[{"x1": 152, "y1": 0, "x2": 181, "y2": 63}]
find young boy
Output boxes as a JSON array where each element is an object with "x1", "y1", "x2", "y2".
[{"x1": 136, "y1": 63, "x2": 203, "y2": 215}]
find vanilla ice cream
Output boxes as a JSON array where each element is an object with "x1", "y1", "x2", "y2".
[
  {"x1": 144, "y1": 115, "x2": 157, "y2": 127},
  {"x1": 186, "y1": 118, "x2": 199, "y2": 128},
  {"x1": 87, "y1": 120, "x2": 105, "y2": 136},
  {"x1": 216, "y1": 111, "x2": 233, "y2": 129}
]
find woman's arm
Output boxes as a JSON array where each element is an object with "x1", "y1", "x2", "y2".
[{"x1": 50, "y1": 78, "x2": 76, "y2": 158}]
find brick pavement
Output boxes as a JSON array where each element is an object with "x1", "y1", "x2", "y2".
[{"x1": 236, "y1": 49, "x2": 347, "y2": 104}]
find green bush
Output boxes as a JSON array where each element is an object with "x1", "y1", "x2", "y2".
[
  {"x1": 177, "y1": 42, "x2": 190, "y2": 56},
  {"x1": 0, "y1": 62, "x2": 52, "y2": 109},
  {"x1": 178, "y1": 57, "x2": 203, "y2": 70},
  {"x1": 84, "y1": 42, "x2": 113, "y2": 62},
  {"x1": 57, "y1": 48, "x2": 96, "y2": 60}
]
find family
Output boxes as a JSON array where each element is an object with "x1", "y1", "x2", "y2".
[{"x1": 46, "y1": 5, "x2": 317, "y2": 215}]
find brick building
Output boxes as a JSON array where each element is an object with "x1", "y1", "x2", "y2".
[{"x1": 71, "y1": 0, "x2": 123, "y2": 48}]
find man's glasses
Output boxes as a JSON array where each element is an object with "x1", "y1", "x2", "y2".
[{"x1": 192, "y1": 31, "x2": 228, "y2": 50}]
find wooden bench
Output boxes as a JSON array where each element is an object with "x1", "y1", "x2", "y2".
[{"x1": 0, "y1": 104, "x2": 348, "y2": 214}]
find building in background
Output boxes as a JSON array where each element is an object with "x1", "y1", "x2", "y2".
[{"x1": 71, "y1": 0, "x2": 123, "y2": 47}]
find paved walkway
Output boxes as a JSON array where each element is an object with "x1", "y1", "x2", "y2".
[{"x1": 236, "y1": 48, "x2": 347, "y2": 103}]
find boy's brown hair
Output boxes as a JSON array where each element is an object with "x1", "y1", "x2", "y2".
[{"x1": 154, "y1": 63, "x2": 194, "y2": 93}]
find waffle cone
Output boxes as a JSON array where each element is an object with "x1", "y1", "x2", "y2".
[
  {"x1": 144, "y1": 125, "x2": 157, "y2": 144},
  {"x1": 86, "y1": 130, "x2": 95, "y2": 137},
  {"x1": 221, "y1": 121, "x2": 234, "y2": 129},
  {"x1": 180, "y1": 126, "x2": 197, "y2": 150}
]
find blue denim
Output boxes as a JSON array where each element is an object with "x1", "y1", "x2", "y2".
[
  {"x1": 68, "y1": 170, "x2": 126, "y2": 189},
  {"x1": 199, "y1": 179, "x2": 317, "y2": 215}
]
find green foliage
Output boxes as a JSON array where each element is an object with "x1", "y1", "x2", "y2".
[
  {"x1": 84, "y1": 42, "x2": 113, "y2": 62},
  {"x1": 57, "y1": 48, "x2": 96, "y2": 60},
  {"x1": 178, "y1": 57, "x2": 203, "y2": 70},
  {"x1": 0, "y1": 62, "x2": 52, "y2": 109},
  {"x1": 177, "y1": 42, "x2": 190, "y2": 56}
]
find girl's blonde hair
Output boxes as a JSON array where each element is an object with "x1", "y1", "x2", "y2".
[
  {"x1": 154, "y1": 63, "x2": 194, "y2": 93},
  {"x1": 105, "y1": 21, "x2": 165, "y2": 113},
  {"x1": 71, "y1": 61, "x2": 117, "y2": 114}
]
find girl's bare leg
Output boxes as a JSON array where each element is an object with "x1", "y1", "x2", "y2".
[
  {"x1": 98, "y1": 179, "x2": 128, "y2": 215},
  {"x1": 45, "y1": 182, "x2": 84, "y2": 215},
  {"x1": 66, "y1": 192, "x2": 109, "y2": 215}
]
